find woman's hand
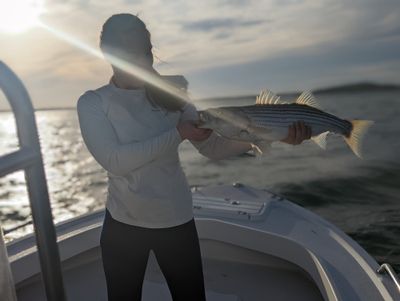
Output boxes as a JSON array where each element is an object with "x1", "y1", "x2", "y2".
[
  {"x1": 177, "y1": 120, "x2": 213, "y2": 141},
  {"x1": 280, "y1": 121, "x2": 312, "y2": 145}
]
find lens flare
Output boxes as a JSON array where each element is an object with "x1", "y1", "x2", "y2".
[
  {"x1": 38, "y1": 21, "x2": 190, "y2": 103},
  {"x1": 0, "y1": 0, "x2": 45, "y2": 33},
  {"x1": 1, "y1": 0, "x2": 191, "y2": 104}
]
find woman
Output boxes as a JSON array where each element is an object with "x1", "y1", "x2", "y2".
[{"x1": 77, "y1": 13, "x2": 311, "y2": 301}]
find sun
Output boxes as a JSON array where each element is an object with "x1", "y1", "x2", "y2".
[{"x1": 0, "y1": 0, "x2": 45, "y2": 34}]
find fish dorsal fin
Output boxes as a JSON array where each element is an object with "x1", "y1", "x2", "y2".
[
  {"x1": 296, "y1": 91, "x2": 321, "y2": 109},
  {"x1": 311, "y1": 131, "x2": 329, "y2": 149},
  {"x1": 256, "y1": 89, "x2": 281, "y2": 105}
]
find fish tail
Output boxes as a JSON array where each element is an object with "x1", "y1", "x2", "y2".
[{"x1": 344, "y1": 120, "x2": 374, "y2": 158}]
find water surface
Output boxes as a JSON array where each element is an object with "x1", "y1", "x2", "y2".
[{"x1": 0, "y1": 90, "x2": 399, "y2": 270}]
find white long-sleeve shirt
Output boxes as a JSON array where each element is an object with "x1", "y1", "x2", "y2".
[{"x1": 77, "y1": 80, "x2": 252, "y2": 228}]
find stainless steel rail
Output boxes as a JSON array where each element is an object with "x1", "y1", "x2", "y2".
[
  {"x1": 0, "y1": 228, "x2": 16, "y2": 301},
  {"x1": 377, "y1": 263, "x2": 400, "y2": 293},
  {"x1": 0, "y1": 61, "x2": 66, "y2": 300}
]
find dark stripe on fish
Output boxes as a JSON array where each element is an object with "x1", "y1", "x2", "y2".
[
  {"x1": 244, "y1": 111, "x2": 351, "y2": 134},
  {"x1": 240, "y1": 105, "x2": 343, "y2": 123},
  {"x1": 239, "y1": 105, "x2": 351, "y2": 131},
  {"x1": 247, "y1": 112, "x2": 349, "y2": 129}
]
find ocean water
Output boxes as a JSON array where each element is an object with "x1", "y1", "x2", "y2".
[{"x1": 0, "y1": 90, "x2": 399, "y2": 271}]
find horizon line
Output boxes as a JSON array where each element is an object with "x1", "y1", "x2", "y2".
[{"x1": 1, "y1": 81, "x2": 399, "y2": 112}]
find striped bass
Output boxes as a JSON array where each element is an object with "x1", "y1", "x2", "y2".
[{"x1": 197, "y1": 89, "x2": 374, "y2": 158}]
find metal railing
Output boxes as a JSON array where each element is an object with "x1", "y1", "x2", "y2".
[
  {"x1": 0, "y1": 61, "x2": 66, "y2": 300},
  {"x1": 377, "y1": 263, "x2": 400, "y2": 293}
]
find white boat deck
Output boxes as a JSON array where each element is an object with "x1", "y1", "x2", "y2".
[
  {"x1": 15, "y1": 239, "x2": 323, "y2": 301},
  {"x1": 6, "y1": 184, "x2": 400, "y2": 301}
]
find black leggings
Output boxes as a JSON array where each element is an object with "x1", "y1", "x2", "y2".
[{"x1": 100, "y1": 209, "x2": 206, "y2": 301}]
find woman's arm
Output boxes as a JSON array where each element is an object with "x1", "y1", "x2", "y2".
[
  {"x1": 77, "y1": 91, "x2": 182, "y2": 176},
  {"x1": 180, "y1": 102, "x2": 253, "y2": 160}
]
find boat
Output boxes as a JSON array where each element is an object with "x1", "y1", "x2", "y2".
[{"x1": 0, "y1": 61, "x2": 399, "y2": 301}]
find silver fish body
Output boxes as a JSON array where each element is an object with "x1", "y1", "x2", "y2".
[
  {"x1": 199, "y1": 104, "x2": 351, "y2": 141},
  {"x1": 197, "y1": 90, "x2": 373, "y2": 158}
]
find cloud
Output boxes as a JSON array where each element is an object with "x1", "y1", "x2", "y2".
[
  {"x1": 185, "y1": 32, "x2": 400, "y2": 98},
  {"x1": 182, "y1": 18, "x2": 264, "y2": 32}
]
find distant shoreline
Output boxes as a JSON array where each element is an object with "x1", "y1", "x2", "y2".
[
  {"x1": 313, "y1": 82, "x2": 400, "y2": 94},
  {"x1": 198, "y1": 82, "x2": 400, "y2": 102},
  {"x1": 1, "y1": 82, "x2": 399, "y2": 112}
]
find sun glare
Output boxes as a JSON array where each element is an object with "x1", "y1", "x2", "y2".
[{"x1": 0, "y1": 0, "x2": 44, "y2": 33}]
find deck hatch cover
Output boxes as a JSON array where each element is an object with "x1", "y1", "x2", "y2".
[{"x1": 193, "y1": 196, "x2": 268, "y2": 221}]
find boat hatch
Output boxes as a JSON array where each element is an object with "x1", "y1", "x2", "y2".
[{"x1": 193, "y1": 195, "x2": 269, "y2": 221}]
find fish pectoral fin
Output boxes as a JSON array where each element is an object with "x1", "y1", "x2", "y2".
[
  {"x1": 311, "y1": 131, "x2": 329, "y2": 149},
  {"x1": 250, "y1": 143, "x2": 263, "y2": 156},
  {"x1": 250, "y1": 140, "x2": 272, "y2": 156},
  {"x1": 296, "y1": 91, "x2": 322, "y2": 110}
]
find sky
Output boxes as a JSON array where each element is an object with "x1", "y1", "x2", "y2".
[{"x1": 0, "y1": 0, "x2": 399, "y2": 109}]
